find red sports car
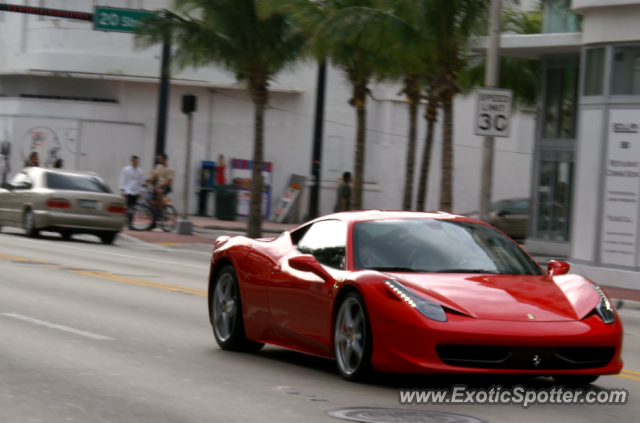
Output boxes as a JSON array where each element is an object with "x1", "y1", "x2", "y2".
[{"x1": 207, "y1": 211, "x2": 623, "y2": 384}]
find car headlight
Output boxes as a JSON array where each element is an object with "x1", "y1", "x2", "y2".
[
  {"x1": 593, "y1": 285, "x2": 615, "y2": 324},
  {"x1": 384, "y1": 280, "x2": 447, "y2": 322}
]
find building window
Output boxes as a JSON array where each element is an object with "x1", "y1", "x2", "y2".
[
  {"x1": 584, "y1": 48, "x2": 605, "y2": 96},
  {"x1": 536, "y1": 150, "x2": 574, "y2": 242},
  {"x1": 612, "y1": 45, "x2": 640, "y2": 96},
  {"x1": 543, "y1": 58, "x2": 579, "y2": 139},
  {"x1": 542, "y1": 0, "x2": 582, "y2": 34}
]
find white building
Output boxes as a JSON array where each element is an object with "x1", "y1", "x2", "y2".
[{"x1": 0, "y1": 0, "x2": 535, "y2": 221}]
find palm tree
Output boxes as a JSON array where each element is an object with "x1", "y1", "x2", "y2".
[
  {"x1": 420, "y1": 0, "x2": 490, "y2": 213},
  {"x1": 415, "y1": 77, "x2": 440, "y2": 211},
  {"x1": 136, "y1": 0, "x2": 305, "y2": 238},
  {"x1": 264, "y1": 0, "x2": 395, "y2": 210}
]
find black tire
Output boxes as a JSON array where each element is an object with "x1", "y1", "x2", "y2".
[
  {"x1": 60, "y1": 231, "x2": 72, "y2": 241},
  {"x1": 210, "y1": 265, "x2": 264, "y2": 352},
  {"x1": 334, "y1": 291, "x2": 374, "y2": 382},
  {"x1": 23, "y1": 209, "x2": 39, "y2": 238},
  {"x1": 160, "y1": 205, "x2": 178, "y2": 232},
  {"x1": 553, "y1": 375, "x2": 600, "y2": 387},
  {"x1": 130, "y1": 204, "x2": 155, "y2": 231},
  {"x1": 100, "y1": 232, "x2": 118, "y2": 245}
]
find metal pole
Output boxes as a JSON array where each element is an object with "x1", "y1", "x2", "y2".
[
  {"x1": 308, "y1": 62, "x2": 327, "y2": 220},
  {"x1": 478, "y1": 0, "x2": 501, "y2": 223},
  {"x1": 183, "y1": 113, "x2": 193, "y2": 219},
  {"x1": 155, "y1": 42, "x2": 171, "y2": 162}
]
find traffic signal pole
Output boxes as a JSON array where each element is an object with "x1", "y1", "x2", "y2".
[{"x1": 478, "y1": 0, "x2": 501, "y2": 223}]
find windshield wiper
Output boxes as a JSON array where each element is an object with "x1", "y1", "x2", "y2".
[
  {"x1": 433, "y1": 269, "x2": 503, "y2": 274},
  {"x1": 365, "y1": 266, "x2": 420, "y2": 273}
]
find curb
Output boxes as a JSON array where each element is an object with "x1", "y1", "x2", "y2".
[{"x1": 197, "y1": 225, "x2": 288, "y2": 235}]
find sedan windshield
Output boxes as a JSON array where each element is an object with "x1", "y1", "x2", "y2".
[
  {"x1": 46, "y1": 172, "x2": 112, "y2": 193},
  {"x1": 353, "y1": 219, "x2": 543, "y2": 275}
]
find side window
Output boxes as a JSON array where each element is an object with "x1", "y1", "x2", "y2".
[
  {"x1": 297, "y1": 220, "x2": 347, "y2": 269},
  {"x1": 10, "y1": 173, "x2": 33, "y2": 190},
  {"x1": 503, "y1": 200, "x2": 530, "y2": 215}
]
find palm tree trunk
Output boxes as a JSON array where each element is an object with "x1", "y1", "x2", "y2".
[
  {"x1": 439, "y1": 94, "x2": 454, "y2": 212},
  {"x1": 417, "y1": 101, "x2": 437, "y2": 211},
  {"x1": 248, "y1": 85, "x2": 266, "y2": 239},
  {"x1": 352, "y1": 85, "x2": 367, "y2": 210},
  {"x1": 402, "y1": 76, "x2": 420, "y2": 211}
]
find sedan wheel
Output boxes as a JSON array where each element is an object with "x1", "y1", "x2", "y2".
[
  {"x1": 23, "y1": 209, "x2": 39, "y2": 238},
  {"x1": 334, "y1": 292, "x2": 373, "y2": 381},
  {"x1": 211, "y1": 265, "x2": 264, "y2": 352}
]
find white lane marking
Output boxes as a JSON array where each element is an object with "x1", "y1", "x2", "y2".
[
  {"x1": 8, "y1": 237, "x2": 209, "y2": 270},
  {"x1": 2, "y1": 313, "x2": 114, "y2": 341}
]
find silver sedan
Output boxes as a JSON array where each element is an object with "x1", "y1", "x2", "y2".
[{"x1": 0, "y1": 167, "x2": 126, "y2": 244}]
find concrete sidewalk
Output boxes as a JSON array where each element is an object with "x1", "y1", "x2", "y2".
[{"x1": 189, "y1": 216, "x2": 299, "y2": 234}]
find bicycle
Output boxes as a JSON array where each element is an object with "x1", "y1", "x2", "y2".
[{"x1": 129, "y1": 185, "x2": 178, "y2": 232}]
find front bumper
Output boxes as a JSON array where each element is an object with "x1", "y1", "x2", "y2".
[
  {"x1": 34, "y1": 210, "x2": 124, "y2": 232},
  {"x1": 368, "y1": 303, "x2": 624, "y2": 375}
]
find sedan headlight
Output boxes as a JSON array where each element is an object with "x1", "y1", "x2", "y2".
[
  {"x1": 384, "y1": 280, "x2": 447, "y2": 322},
  {"x1": 593, "y1": 285, "x2": 615, "y2": 324}
]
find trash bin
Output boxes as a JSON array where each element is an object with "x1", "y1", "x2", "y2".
[
  {"x1": 198, "y1": 161, "x2": 216, "y2": 216},
  {"x1": 215, "y1": 184, "x2": 237, "y2": 221}
]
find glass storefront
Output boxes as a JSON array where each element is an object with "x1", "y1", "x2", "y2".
[{"x1": 536, "y1": 151, "x2": 574, "y2": 242}]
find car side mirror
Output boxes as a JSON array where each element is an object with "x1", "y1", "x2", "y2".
[
  {"x1": 288, "y1": 254, "x2": 333, "y2": 282},
  {"x1": 548, "y1": 260, "x2": 570, "y2": 276},
  {"x1": 1, "y1": 182, "x2": 12, "y2": 191}
]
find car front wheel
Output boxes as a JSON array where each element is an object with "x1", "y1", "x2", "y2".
[
  {"x1": 23, "y1": 209, "x2": 39, "y2": 238},
  {"x1": 334, "y1": 291, "x2": 373, "y2": 381},
  {"x1": 100, "y1": 232, "x2": 117, "y2": 245},
  {"x1": 211, "y1": 265, "x2": 264, "y2": 352}
]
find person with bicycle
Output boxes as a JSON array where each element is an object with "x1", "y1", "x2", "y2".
[{"x1": 149, "y1": 153, "x2": 174, "y2": 215}]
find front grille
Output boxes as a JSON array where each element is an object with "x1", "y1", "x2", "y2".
[{"x1": 436, "y1": 345, "x2": 615, "y2": 370}]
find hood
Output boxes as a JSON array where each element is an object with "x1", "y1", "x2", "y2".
[{"x1": 385, "y1": 272, "x2": 601, "y2": 322}]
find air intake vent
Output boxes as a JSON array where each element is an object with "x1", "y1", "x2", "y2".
[{"x1": 20, "y1": 94, "x2": 117, "y2": 103}]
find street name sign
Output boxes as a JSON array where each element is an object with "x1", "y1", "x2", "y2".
[
  {"x1": 475, "y1": 88, "x2": 513, "y2": 138},
  {"x1": 93, "y1": 7, "x2": 156, "y2": 33}
]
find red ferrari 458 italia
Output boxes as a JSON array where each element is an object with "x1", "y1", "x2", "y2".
[{"x1": 207, "y1": 211, "x2": 623, "y2": 384}]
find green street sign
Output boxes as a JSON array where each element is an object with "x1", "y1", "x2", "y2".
[{"x1": 93, "y1": 7, "x2": 156, "y2": 33}]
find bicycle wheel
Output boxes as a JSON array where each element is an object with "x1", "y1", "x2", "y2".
[
  {"x1": 160, "y1": 205, "x2": 178, "y2": 232},
  {"x1": 130, "y1": 204, "x2": 155, "y2": 231}
]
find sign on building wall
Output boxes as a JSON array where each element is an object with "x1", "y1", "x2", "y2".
[
  {"x1": 475, "y1": 88, "x2": 513, "y2": 138},
  {"x1": 600, "y1": 110, "x2": 640, "y2": 266}
]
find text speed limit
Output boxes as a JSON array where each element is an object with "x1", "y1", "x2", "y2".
[{"x1": 475, "y1": 88, "x2": 513, "y2": 138}]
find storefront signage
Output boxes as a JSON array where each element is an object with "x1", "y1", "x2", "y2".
[
  {"x1": 93, "y1": 7, "x2": 156, "y2": 33},
  {"x1": 600, "y1": 110, "x2": 640, "y2": 266},
  {"x1": 475, "y1": 88, "x2": 513, "y2": 137}
]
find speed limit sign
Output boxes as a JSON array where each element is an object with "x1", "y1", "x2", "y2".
[{"x1": 475, "y1": 88, "x2": 513, "y2": 137}]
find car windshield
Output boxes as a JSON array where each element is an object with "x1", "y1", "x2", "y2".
[
  {"x1": 46, "y1": 172, "x2": 111, "y2": 193},
  {"x1": 491, "y1": 199, "x2": 512, "y2": 212},
  {"x1": 353, "y1": 219, "x2": 543, "y2": 275}
]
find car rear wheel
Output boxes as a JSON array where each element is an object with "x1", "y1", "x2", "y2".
[
  {"x1": 334, "y1": 291, "x2": 373, "y2": 381},
  {"x1": 23, "y1": 209, "x2": 39, "y2": 238},
  {"x1": 211, "y1": 265, "x2": 264, "y2": 352},
  {"x1": 100, "y1": 232, "x2": 117, "y2": 245},
  {"x1": 553, "y1": 375, "x2": 600, "y2": 387}
]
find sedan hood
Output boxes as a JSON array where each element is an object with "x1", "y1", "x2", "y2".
[{"x1": 386, "y1": 272, "x2": 602, "y2": 322}]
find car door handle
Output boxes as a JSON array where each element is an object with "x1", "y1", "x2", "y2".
[{"x1": 272, "y1": 265, "x2": 281, "y2": 274}]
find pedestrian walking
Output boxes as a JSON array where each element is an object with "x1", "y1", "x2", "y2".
[
  {"x1": 334, "y1": 171, "x2": 352, "y2": 213},
  {"x1": 119, "y1": 155, "x2": 145, "y2": 227},
  {"x1": 53, "y1": 158, "x2": 64, "y2": 169}
]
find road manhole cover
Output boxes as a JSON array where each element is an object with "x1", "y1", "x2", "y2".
[{"x1": 328, "y1": 408, "x2": 486, "y2": 423}]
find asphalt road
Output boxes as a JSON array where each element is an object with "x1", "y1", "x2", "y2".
[{"x1": 0, "y1": 228, "x2": 639, "y2": 423}]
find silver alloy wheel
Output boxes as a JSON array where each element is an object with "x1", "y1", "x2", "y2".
[
  {"x1": 24, "y1": 210, "x2": 34, "y2": 233},
  {"x1": 335, "y1": 297, "x2": 366, "y2": 375},
  {"x1": 212, "y1": 273, "x2": 237, "y2": 342}
]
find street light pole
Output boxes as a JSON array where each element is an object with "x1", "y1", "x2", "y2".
[
  {"x1": 175, "y1": 94, "x2": 197, "y2": 235},
  {"x1": 478, "y1": 0, "x2": 502, "y2": 223}
]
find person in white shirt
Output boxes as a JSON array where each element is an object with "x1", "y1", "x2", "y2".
[{"x1": 119, "y1": 156, "x2": 145, "y2": 227}]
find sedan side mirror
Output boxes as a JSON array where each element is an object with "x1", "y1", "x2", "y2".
[
  {"x1": 288, "y1": 254, "x2": 333, "y2": 282},
  {"x1": 548, "y1": 260, "x2": 570, "y2": 276},
  {"x1": 1, "y1": 182, "x2": 12, "y2": 191}
]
